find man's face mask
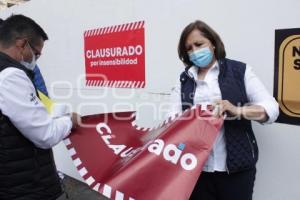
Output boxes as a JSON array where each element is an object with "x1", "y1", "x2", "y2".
[{"x1": 20, "y1": 42, "x2": 36, "y2": 71}]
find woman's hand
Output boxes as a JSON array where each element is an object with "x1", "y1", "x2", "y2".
[
  {"x1": 213, "y1": 100, "x2": 241, "y2": 118},
  {"x1": 214, "y1": 100, "x2": 268, "y2": 122}
]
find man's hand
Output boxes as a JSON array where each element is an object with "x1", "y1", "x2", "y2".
[{"x1": 71, "y1": 112, "x2": 81, "y2": 129}]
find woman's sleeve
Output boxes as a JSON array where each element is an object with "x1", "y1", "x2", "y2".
[{"x1": 244, "y1": 65, "x2": 279, "y2": 123}]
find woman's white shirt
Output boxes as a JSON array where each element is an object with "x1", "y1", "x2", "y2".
[{"x1": 167, "y1": 61, "x2": 279, "y2": 172}]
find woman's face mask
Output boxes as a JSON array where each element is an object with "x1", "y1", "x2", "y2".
[
  {"x1": 185, "y1": 29, "x2": 215, "y2": 68},
  {"x1": 189, "y1": 47, "x2": 213, "y2": 68}
]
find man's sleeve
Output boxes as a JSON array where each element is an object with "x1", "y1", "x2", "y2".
[{"x1": 0, "y1": 68, "x2": 72, "y2": 149}]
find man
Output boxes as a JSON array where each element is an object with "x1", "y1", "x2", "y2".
[
  {"x1": 0, "y1": 15, "x2": 77, "y2": 200},
  {"x1": 0, "y1": 19, "x2": 48, "y2": 97}
]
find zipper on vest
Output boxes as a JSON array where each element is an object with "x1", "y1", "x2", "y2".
[
  {"x1": 246, "y1": 131, "x2": 255, "y2": 159},
  {"x1": 225, "y1": 164, "x2": 230, "y2": 174},
  {"x1": 192, "y1": 80, "x2": 197, "y2": 99},
  {"x1": 188, "y1": 72, "x2": 197, "y2": 99},
  {"x1": 184, "y1": 71, "x2": 197, "y2": 104}
]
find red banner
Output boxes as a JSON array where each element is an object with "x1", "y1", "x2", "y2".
[
  {"x1": 64, "y1": 106, "x2": 222, "y2": 200},
  {"x1": 84, "y1": 21, "x2": 145, "y2": 88}
]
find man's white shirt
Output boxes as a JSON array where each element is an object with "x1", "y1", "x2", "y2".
[{"x1": 0, "y1": 67, "x2": 72, "y2": 149}]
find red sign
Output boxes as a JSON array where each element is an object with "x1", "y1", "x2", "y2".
[
  {"x1": 84, "y1": 21, "x2": 145, "y2": 88},
  {"x1": 64, "y1": 106, "x2": 222, "y2": 200}
]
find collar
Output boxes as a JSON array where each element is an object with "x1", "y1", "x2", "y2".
[
  {"x1": 0, "y1": 51, "x2": 34, "y2": 79},
  {"x1": 187, "y1": 61, "x2": 219, "y2": 80}
]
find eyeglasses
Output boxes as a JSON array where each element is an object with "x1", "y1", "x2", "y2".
[{"x1": 27, "y1": 41, "x2": 42, "y2": 59}]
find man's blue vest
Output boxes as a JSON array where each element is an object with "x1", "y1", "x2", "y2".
[{"x1": 180, "y1": 58, "x2": 258, "y2": 173}]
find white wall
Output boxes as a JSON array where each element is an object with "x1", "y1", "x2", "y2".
[{"x1": 1, "y1": 0, "x2": 300, "y2": 199}]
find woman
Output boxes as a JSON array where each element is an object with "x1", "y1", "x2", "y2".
[{"x1": 169, "y1": 20, "x2": 279, "y2": 200}]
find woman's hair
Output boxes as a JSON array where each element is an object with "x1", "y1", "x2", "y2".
[{"x1": 178, "y1": 20, "x2": 226, "y2": 67}]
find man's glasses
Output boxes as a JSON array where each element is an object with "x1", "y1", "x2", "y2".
[{"x1": 27, "y1": 41, "x2": 41, "y2": 59}]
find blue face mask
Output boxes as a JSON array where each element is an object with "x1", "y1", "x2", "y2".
[
  {"x1": 20, "y1": 42, "x2": 37, "y2": 71},
  {"x1": 189, "y1": 47, "x2": 213, "y2": 68}
]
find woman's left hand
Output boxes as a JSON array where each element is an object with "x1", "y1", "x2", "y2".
[
  {"x1": 213, "y1": 100, "x2": 268, "y2": 122},
  {"x1": 213, "y1": 100, "x2": 241, "y2": 118}
]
